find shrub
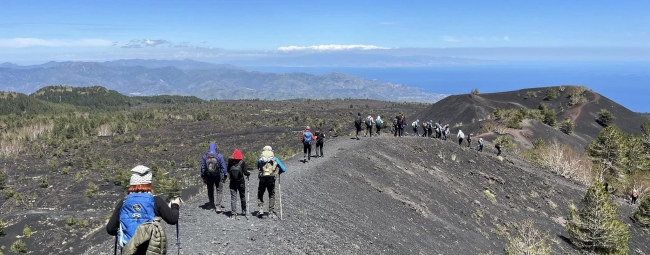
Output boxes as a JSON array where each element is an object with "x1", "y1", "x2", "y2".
[
  {"x1": 566, "y1": 182, "x2": 629, "y2": 254},
  {"x1": 596, "y1": 109, "x2": 616, "y2": 127},
  {"x1": 567, "y1": 86, "x2": 588, "y2": 106},
  {"x1": 505, "y1": 219, "x2": 552, "y2": 255},
  {"x1": 113, "y1": 168, "x2": 131, "y2": 190},
  {"x1": 4, "y1": 189, "x2": 15, "y2": 199},
  {"x1": 544, "y1": 88, "x2": 560, "y2": 100},
  {"x1": 632, "y1": 195, "x2": 650, "y2": 230},
  {"x1": 39, "y1": 176, "x2": 48, "y2": 188},
  {"x1": 559, "y1": 118, "x2": 574, "y2": 134},
  {"x1": 85, "y1": 181, "x2": 99, "y2": 198},
  {"x1": 494, "y1": 135, "x2": 516, "y2": 150},
  {"x1": 471, "y1": 88, "x2": 480, "y2": 95},
  {"x1": 22, "y1": 225, "x2": 32, "y2": 238},
  {"x1": 524, "y1": 91, "x2": 537, "y2": 99},
  {"x1": 10, "y1": 239, "x2": 27, "y2": 254},
  {"x1": 484, "y1": 190, "x2": 497, "y2": 202},
  {"x1": 532, "y1": 138, "x2": 546, "y2": 149},
  {"x1": 66, "y1": 216, "x2": 76, "y2": 226},
  {"x1": 0, "y1": 170, "x2": 5, "y2": 189},
  {"x1": 586, "y1": 125, "x2": 627, "y2": 184},
  {"x1": 0, "y1": 218, "x2": 4, "y2": 236},
  {"x1": 538, "y1": 141, "x2": 595, "y2": 185}
]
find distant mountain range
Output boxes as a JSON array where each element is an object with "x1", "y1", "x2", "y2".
[
  {"x1": 0, "y1": 59, "x2": 446, "y2": 102},
  {"x1": 227, "y1": 53, "x2": 493, "y2": 67}
]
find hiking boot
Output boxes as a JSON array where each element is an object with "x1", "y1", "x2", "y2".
[
  {"x1": 215, "y1": 207, "x2": 222, "y2": 213},
  {"x1": 258, "y1": 208, "x2": 264, "y2": 216},
  {"x1": 269, "y1": 213, "x2": 276, "y2": 219}
]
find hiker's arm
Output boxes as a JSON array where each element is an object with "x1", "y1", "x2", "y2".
[
  {"x1": 200, "y1": 155, "x2": 206, "y2": 178},
  {"x1": 106, "y1": 199, "x2": 124, "y2": 235},
  {"x1": 155, "y1": 196, "x2": 179, "y2": 225},
  {"x1": 275, "y1": 158, "x2": 287, "y2": 174},
  {"x1": 242, "y1": 161, "x2": 250, "y2": 176},
  {"x1": 219, "y1": 155, "x2": 228, "y2": 177}
]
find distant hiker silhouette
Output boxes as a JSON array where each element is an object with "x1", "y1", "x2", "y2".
[
  {"x1": 495, "y1": 142, "x2": 503, "y2": 156},
  {"x1": 302, "y1": 126, "x2": 317, "y2": 162},
  {"x1": 106, "y1": 165, "x2": 180, "y2": 255},
  {"x1": 314, "y1": 129, "x2": 326, "y2": 158},
  {"x1": 354, "y1": 113, "x2": 363, "y2": 140}
]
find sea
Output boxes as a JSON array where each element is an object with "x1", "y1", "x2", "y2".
[{"x1": 245, "y1": 62, "x2": 650, "y2": 113}]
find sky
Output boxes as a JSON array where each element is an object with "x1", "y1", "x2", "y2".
[{"x1": 1, "y1": 0, "x2": 650, "y2": 63}]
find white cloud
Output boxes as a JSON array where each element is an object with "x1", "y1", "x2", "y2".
[
  {"x1": 277, "y1": 44, "x2": 390, "y2": 52},
  {"x1": 442, "y1": 36, "x2": 458, "y2": 42},
  {"x1": 0, "y1": 38, "x2": 113, "y2": 48},
  {"x1": 504, "y1": 36, "x2": 510, "y2": 41}
]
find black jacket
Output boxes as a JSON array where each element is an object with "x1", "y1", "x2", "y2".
[{"x1": 227, "y1": 159, "x2": 250, "y2": 184}]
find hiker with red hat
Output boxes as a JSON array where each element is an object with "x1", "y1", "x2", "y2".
[{"x1": 228, "y1": 149, "x2": 250, "y2": 218}]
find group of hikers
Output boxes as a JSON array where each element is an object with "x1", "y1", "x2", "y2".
[
  {"x1": 107, "y1": 142, "x2": 290, "y2": 254},
  {"x1": 107, "y1": 112, "x2": 514, "y2": 254},
  {"x1": 354, "y1": 113, "x2": 504, "y2": 156}
]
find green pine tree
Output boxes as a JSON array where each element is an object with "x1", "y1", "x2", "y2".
[
  {"x1": 566, "y1": 182, "x2": 629, "y2": 254},
  {"x1": 586, "y1": 125, "x2": 628, "y2": 184}
]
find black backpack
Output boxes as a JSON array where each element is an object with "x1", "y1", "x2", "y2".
[
  {"x1": 355, "y1": 116, "x2": 362, "y2": 126},
  {"x1": 365, "y1": 117, "x2": 372, "y2": 126},
  {"x1": 315, "y1": 131, "x2": 324, "y2": 142},
  {"x1": 229, "y1": 160, "x2": 244, "y2": 182},
  {"x1": 205, "y1": 154, "x2": 221, "y2": 176}
]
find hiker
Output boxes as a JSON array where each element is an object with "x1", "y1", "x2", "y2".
[
  {"x1": 457, "y1": 129, "x2": 465, "y2": 146},
  {"x1": 228, "y1": 149, "x2": 250, "y2": 218},
  {"x1": 364, "y1": 115, "x2": 374, "y2": 137},
  {"x1": 421, "y1": 122, "x2": 428, "y2": 137},
  {"x1": 302, "y1": 126, "x2": 317, "y2": 162},
  {"x1": 428, "y1": 121, "x2": 434, "y2": 138},
  {"x1": 375, "y1": 115, "x2": 383, "y2": 136},
  {"x1": 435, "y1": 122, "x2": 443, "y2": 139},
  {"x1": 257, "y1": 146, "x2": 287, "y2": 218},
  {"x1": 201, "y1": 142, "x2": 228, "y2": 213},
  {"x1": 106, "y1": 165, "x2": 180, "y2": 254},
  {"x1": 392, "y1": 116, "x2": 399, "y2": 136},
  {"x1": 395, "y1": 115, "x2": 405, "y2": 137},
  {"x1": 412, "y1": 119, "x2": 419, "y2": 136},
  {"x1": 496, "y1": 141, "x2": 503, "y2": 156},
  {"x1": 354, "y1": 112, "x2": 363, "y2": 140},
  {"x1": 477, "y1": 138, "x2": 484, "y2": 152},
  {"x1": 314, "y1": 129, "x2": 326, "y2": 157},
  {"x1": 467, "y1": 133, "x2": 473, "y2": 147},
  {"x1": 632, "y1": 189, "x2": 639, "y2": 204},
  {"x1": 440, "y1": 125, "x2": 447, "y2": 140},
  {"x1": 444, "y1": 124, "x2": 450, "y2": 140}
]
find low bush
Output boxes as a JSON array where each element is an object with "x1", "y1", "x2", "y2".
[
  {"x1": 596, "y1": 109, "x2": 616, "y2": 127},
  {"x1": 505, "y1": 219, "x2": 552, "y2": 255},
  {"x1": 10, "y1": 239, "x2": 27, "y2": 253},
  {"x1": 559, "y1": 118, "x2": 574, "y2": 134}
]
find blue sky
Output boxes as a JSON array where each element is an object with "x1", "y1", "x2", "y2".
[{"x1": 1, "y1": 0, "x2": 649, "y2": 63}]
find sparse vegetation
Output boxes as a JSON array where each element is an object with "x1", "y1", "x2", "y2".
[
  {"x1": 10, "y1": 239, "x2": 27, "y2": 254},
  {"x1": 22, "y1": 225, "x2": 32, "y2": 238},
  {"x1": 632, "y1": 195, "x2": 650, "y2": 230},
  {"x1": 471, "y1": 88, "x2": 480, "y2": 95},
  {"x1": 505, "y1": 219, "x2": 552, "y2": 255},
  {"x1": 559, "y1": 118, "x2": 574, "y2": 134},
  {"x1": 484, "y1": 190, "x2": 497, "y2": 202},
  {"x1": 85, "y1": 181, "x2": 99, "y2": 198},
  {"x1": 493, "y1": 135, "x2": 516, "y2": 150},
  {"x1": 596, "y1": 108, "x2": 616, "y2": 127},
  {"x1": 566, "y1": 182, "x2": 629, "y2": 254},
  {"x1": 567, "y1": 86, "x2": 588, "y2": 106},
  {"x1": 66, "y1": 216, "x2": 76, "y2": 226},
  {"x1": 0, "y1": 218, "x2": 4, "y2": 237},
  {"x1": 544, "y1": 88, "x2": 560, "y2": 100},
  {"x1": 0, "y1": 170, "x2": 5, "y2": 189}
]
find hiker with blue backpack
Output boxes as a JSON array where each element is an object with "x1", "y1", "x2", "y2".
[
  {"x1": 257, "y1": 145, "x2": 287, "y2": 219},
  {"x1": 302, "y1": 126, "x2": 317, "y2": 162},
  {"x1": 201, "y1": 142, "x2": 228, "y2": 213},
  {"x1": 476, "y1": 138, "x2": 484, "y2": 152},
  {"x1": 107, "y1": 165, "x2": 180, "y2": 255}
]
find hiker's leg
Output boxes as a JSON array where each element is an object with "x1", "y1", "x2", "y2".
[
  {"x1": 230, "y1": 184, "x2": 238, "y2": 213},
  {"x1": 215, "y1": 177, "x2": 224, "y2": 208},
  {"x1": 319, "y1": 143, "x2": 324, "y2": 156},
  {"x1": 238, "y1": 183, "x2": 246, "y2": 213},
  {"x1": 369, "y1": 126, "x2": 373, "y2": 137},
  {"x1": 307, "y1": 144, "x2": 312, "y2": 160},
  {"x1": 268, "y1": 182, "x2": 276, "y2": 214},
  {"x1": 257, "y1": 181, "x2": 266, "y2": 211},
  {"x1": 206, "y1": 176, "x2": 216, "y2": 208},
  {"x1": 303, "y1": 144, "x2": 308, "y2": 159}
]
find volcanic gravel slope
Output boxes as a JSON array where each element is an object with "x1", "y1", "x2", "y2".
[{"x1": 87, "y1": 135, "x2": 650, "y2": 255}]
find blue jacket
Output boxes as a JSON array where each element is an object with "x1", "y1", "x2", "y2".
[
  {"x1": 201, "y1": 142, "x2": 228, "y2": 179},
  {"x1": 257, "y1": 157, "x2": 287, "y2": 183}
]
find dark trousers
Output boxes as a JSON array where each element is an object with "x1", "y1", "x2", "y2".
[
  {"x1": 315, "y1": 142, "x2": 324, "y2": 157},
  {"x1": 365, "y1": 125, "x2": 373, "y2": 137},
  {"x1": 399, "y1": 127, "x2": 404, "y2": 137},
  {"x1": 413, "y1": 127, "x2": 418, "y2": 136},
  {"x1": 355, "y1": 125, "x2": 362, "y2": 138},
  {"x1": 458, "y1": 138, "x2": 464, "y2": 145},
  {"x1": 497, "y1": 148, "x2": 502, "y2": 156},
  {"x1": 303, "y1": 143, "x2": 312, "y2": 160},
  {"x1": 230, "y1": 182, "x2": 246, "y2": 214},
  {"x1": 394, "y1": 126, "x2": 398, "y2": 136},
  {"x1": 467, "y1": 140, "x2": 472, "y2": 147},
  {"x1": 258, "y1": 181, "x2": 276, "y2": 214},
  {"x1": 206, "y1": 175, "x2": 224, "y2": 208},
  {"x1": 477, "y1": 144, "x2": 483, "y2": 152},
  {"x1": 376, "y1": 125, "x2": 381, "y2": 136}
]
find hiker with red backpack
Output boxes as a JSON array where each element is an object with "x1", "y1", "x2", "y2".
[
  {"x1": 201, "y1": 142, "x2": 228, "y2": 213},
  {"x1": 227, "y1": 149, "x2": 250, "y2": 219},
  {"x1": 257, "y1": 146, "x2": 287, "y2": 219},
  {"x1": 106, "y1": 165, "x2": 181, "y2": 254},
  {"x1": 302, "y1": 126, "x2": 317, "y2": 162}
]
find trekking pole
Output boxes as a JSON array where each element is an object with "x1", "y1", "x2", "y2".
[
  {"x1": 114, "y1": 235, "x2": 118, "y2": 255},
  {"x1": 279, "y1": 173, "x2": 283, "y2": 220}
]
